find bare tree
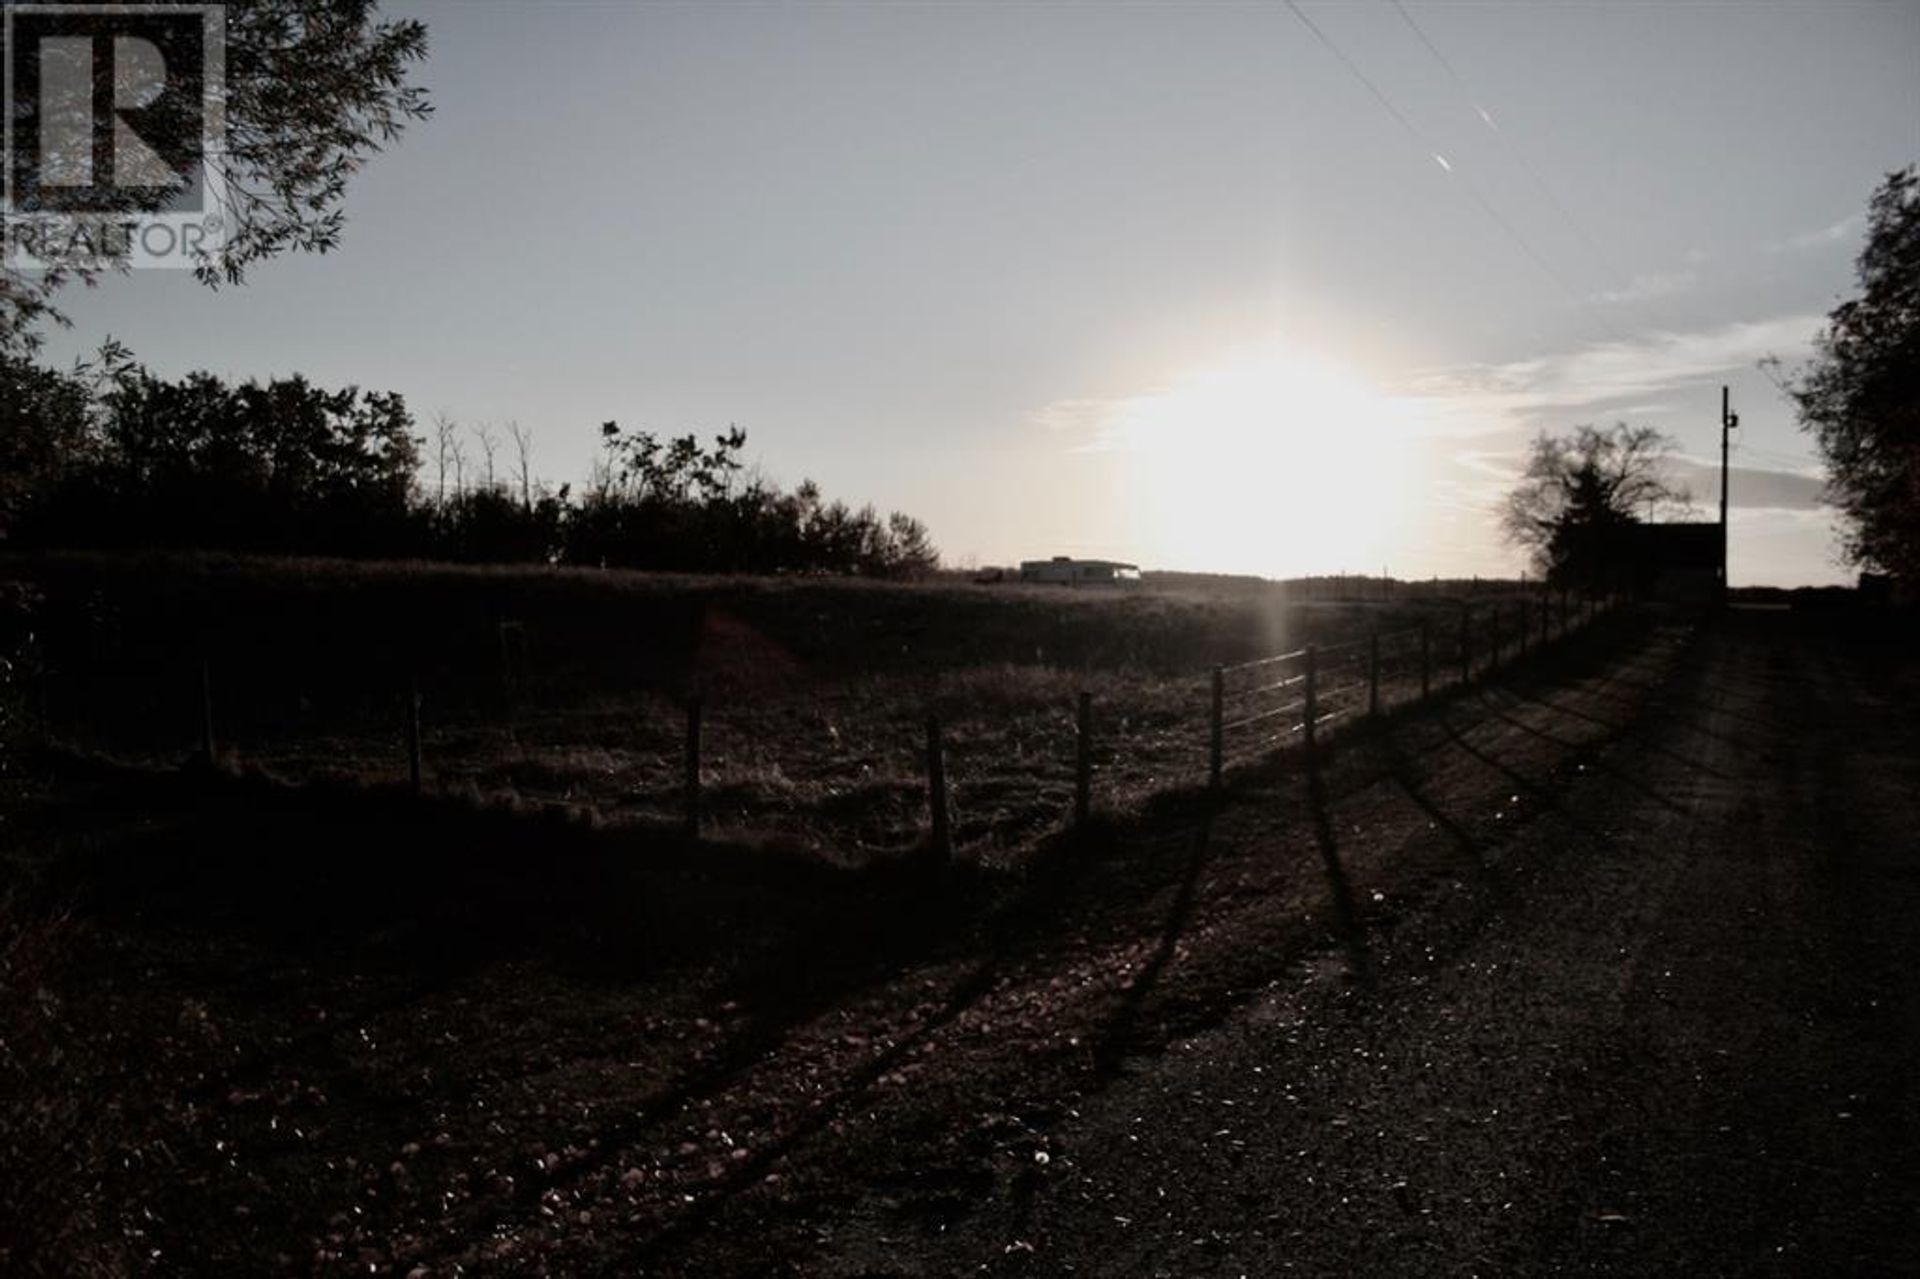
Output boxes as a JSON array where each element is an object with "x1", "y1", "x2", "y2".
[
  {"x1": 506, "y1": 420, "x2": 535, "y2": 511},
  {"x1": 1503, "y1": 423, "x2": 1690, "y2": 587},
  {"x1": 432, "y1": 411, "x2": 458, "y2": 505},
  {"x1": 472, "y1": 422, "x2": 499, "y2": 493}
]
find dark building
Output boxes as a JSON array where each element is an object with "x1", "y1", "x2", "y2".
[
  {"x1": 1615, "y1": 522, "x2": 1722, "y2": 604},
  {"x1": 1018, "y1": 556, "x2": 1142, "y2": 585}
]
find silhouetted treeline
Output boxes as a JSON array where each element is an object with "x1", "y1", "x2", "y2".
[
  {"x1": 1, "y1": 352, "x2": 938, "y2": 577},
  {"x1": 4, "y1": 349, "x2": 420, "y2": 555},
  {"x1": 560, "y1": 421, "x2": 937, "y2": 575}
]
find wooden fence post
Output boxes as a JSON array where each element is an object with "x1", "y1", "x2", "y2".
[
  {"x1": 684, "y1": 693, "x2": 702, "y2": 839},
  {"x1": 1367, "y1": 629, "x2": 1380, "y2": 718},
  {"x1": 1419, "y1": 620, "x2": 1431, "y2": 701},
  {"x1": 1074, "y1": 691, "x2": 1092, "y2": 826},
  {"x1": 926, "y1": 712, "x2": 952, "y2": 863},
  {"x1": 1490, "y1": 606, "x2": 1502, "y2": 669},
  {"x1": 1459, "y1": 607, "x2": 1471, "y2": 685},
  {"x1": 1559, "y1": 588, "x2": 1569, "y2": 635},
  {"x1": 1516, "y1": 601, "x2": 1529, "y2": 658},
  {"x1": 1303, "y1": 645, "x2": 1319, "y2": 756},
  {"x1": 406, "y1": 674, "x2": 422, "y2": 796},
  {"x1": 199, "y1": 657, "x2": 217, "y2": 769},
  {"x1": 1208, "y1": 667, "x2": 1224, "y2": 791}
]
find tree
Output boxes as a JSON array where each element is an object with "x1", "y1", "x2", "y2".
[
  {"x1": 1502, "y1": 423, "x2": 1690, "y2": 590},
  {"x1": 472, "y1": 421, "x2": 499, "y2": 491},
  {"x1": 1780, "y1": 166, "x2": 1920, "y2": 582},
  {"x1": 432, "y1": 411, "x2": 458, "y2": 504},
  {"x1": 9, "y1": 363, "x2": 421, "y2": 553},
  {"x1": 885, "y1": 512, "x2": 940, "y2": 577},
  {"x1": 597, "y1": 422, "x2": 746, "y2": 504},
  {"x1": 506, "y1": 420, "x2": 535, "y2": 511},
  {"x1": 1, "y1": 1, "x2": 433, "y2": 351},
  {"x1": 0, "y1": 340, "x2": 138, "y2": 543}
]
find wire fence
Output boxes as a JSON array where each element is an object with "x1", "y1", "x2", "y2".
[{"x1": 48, "y1": 588, "x2": 1621, "y2": 866}]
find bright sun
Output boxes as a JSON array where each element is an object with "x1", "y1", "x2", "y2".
[{"x1": 1108, "y1": 343, "x2": 1421, "y2": 578}]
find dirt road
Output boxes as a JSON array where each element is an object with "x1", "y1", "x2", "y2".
[
  {"x1": 662, "y1": 608, "x2": 1920, "y2": 1277},
  {"x1": 942, "y1": 608, "x2": 1920, "y2": 1277},
  {"x1": 8, "y1": 609, "x2": 1918, "y2": 1276}
]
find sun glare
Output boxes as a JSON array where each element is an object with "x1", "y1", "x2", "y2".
[{"x1": 1108, "y1": 344, "x2": 1421, "y2": 578}]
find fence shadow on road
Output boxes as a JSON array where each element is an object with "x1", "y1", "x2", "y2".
[
  {"x1": 1303, "y1": 765, "x2": 1376, "y2": 989},
  {"x1": 1371, "y1": 719, "x2": 1487, "y2": 874},
  {"x1": 624, "y1": 801, "x2": 1240, "y2": 1264},
  {"x1": 533, "y1": 836, "x2": 1113, "y2": 1263},
  {"x1": 1478, "y1": 701, "x2": 1692, "y2": 816},
  {"x1": 1428, "y1": 702, "x2": 1614, "y2": 848},
  {"x1": 1088, "y1": 812, "x2": 1219, "y2": 1078},
  {"x1": 1510, "y1": 686, "x2": 1733, "y2": 781}
]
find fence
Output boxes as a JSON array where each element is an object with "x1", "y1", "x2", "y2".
[
  {"x1": 87, "y1": 588, "x2": 1621, "y2": 866},
  {"x1": 1204, "y1": 587, "x2": 1603, "y2": 791}
]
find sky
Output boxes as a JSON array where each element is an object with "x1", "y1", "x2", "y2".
[{"x1": 40, "y1": 0, "x2": 1920, "y2": 585}]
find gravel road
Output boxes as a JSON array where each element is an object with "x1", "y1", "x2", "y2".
[
  {"x1": 943, "y1": 608, "x2": 1920, "y2": 1277},
  {"x1": 644, "y1": 608, "x2": 1920, "y2": 1277}
]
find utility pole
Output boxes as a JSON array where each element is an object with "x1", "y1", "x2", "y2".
[{"x1": 1720, "y1": 385, "x2": 1738, "y2": 603}]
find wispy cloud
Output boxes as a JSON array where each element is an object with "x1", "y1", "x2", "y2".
[
  {"x1": 1426, "y1": 447, "x2": 1826, "y2": 523},
  {"x1": 1667, "y1": 457, "x2": 1828, "y2": 510},
  {"x1": 1769, "y1": 213, "x2": 1863, "y2": 254},
  {"x1": 1451, "y1": 447, "x2": 1524, "y2": 479},
  {"x1": 1398, "y1": 312, "x2": 1823, "y2": 437},
  {"x1": 1590, "y1": 268, "x2": 1697, "y2": 305},
  {"x1": 1030, "y1": 397, "x2": 1111, "y2": 445}
]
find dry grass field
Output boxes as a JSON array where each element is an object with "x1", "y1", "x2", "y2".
[{"x1": 12, "y1": 553, "x2": 1539, "y2": 865}]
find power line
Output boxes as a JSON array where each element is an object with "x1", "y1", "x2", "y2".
[
  {"x1": 1285, "y1": 0, "x2": 1432, "y2": 164},
  {"x1": 1282, "y1": 0, "x2": 1627, "y2": 343},
  {"x1": 1731, "y1": 441, "x2": 1825, "y2": 471},
  {"x1": 1388, "y1": 0, "x2": 1632, "y2": 295}
]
